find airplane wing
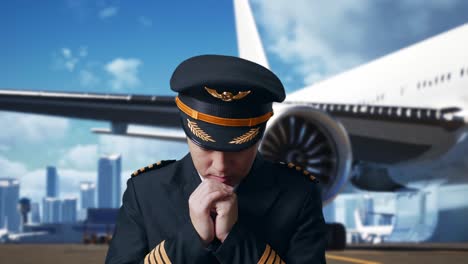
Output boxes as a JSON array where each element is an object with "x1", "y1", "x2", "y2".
[
  {"x1": 1, "y1": 88, "x2": 465, "y2": 160},
  {"x1": 0, "y1": 89, "x2": 186, "y2": 141},
  {"x1": 282, "y1": 101, "x2": 466, "y2": 165}
]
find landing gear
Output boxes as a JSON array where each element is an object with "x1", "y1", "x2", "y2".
[{"x1": 326, "y1": 223, "x2": 346, "y2": 250}]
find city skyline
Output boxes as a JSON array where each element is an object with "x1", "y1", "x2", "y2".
[{"x1": 0, "y1": 153, "x2": 126, "y2": 231}]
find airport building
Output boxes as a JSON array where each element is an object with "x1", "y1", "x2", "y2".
[
  {"x1": 5, "y1": 208, "x2": 119, "y2": 244},
  {"x1": 0, "y1": 178, "x2": 20, "y2": 232},
  {"x1": 98, "y1": 154, "x2": 121, "y2": 208}
]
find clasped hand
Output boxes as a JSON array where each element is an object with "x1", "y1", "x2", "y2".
[{"x1": 188, "y1": 179, "x2": 238, "y2": 246}]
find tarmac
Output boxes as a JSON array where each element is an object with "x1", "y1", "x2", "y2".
[{"x1": 0, "y1": 243, "x2": 467, "y2": 264}]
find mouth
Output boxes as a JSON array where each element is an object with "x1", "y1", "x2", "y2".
[{"x1": 206, "y1": 175, "x2": 231, "y2": 185}]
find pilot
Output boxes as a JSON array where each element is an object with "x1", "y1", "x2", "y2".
[{"x1": 105, "y1": 54, "x2": 327, "y2": 264}]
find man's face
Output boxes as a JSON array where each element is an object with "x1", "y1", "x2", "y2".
[{"x1": 187, "y1": 139, "x2": 259, "y2": 187}]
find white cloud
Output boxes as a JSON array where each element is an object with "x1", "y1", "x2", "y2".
[
  {"x1": 79, "y1": 46, "x2": 88, "y2": 57},
  {"x1": 57, "y1": 47, "x2": 80, "y2": 72},
  {"x1": 62, "y1": 48, "x2": 72, "y2": 59},
  {"x1": 59, "y1": 144, "x2": 98, "y2": 170},
  {"x1": 253, "y1": 0, "x2": 465, "y2": 86},
  {"x1": 99, "y1": 6, "x2": 118, "y2": 19},
  {"x1": 138, "y1": 16, "x2": 153, "y2": 27},
  {"x1": 0, "y1": 156, "x2": 28, "y2": 179},
  {"x1": 0, "y1": 130, "x2": 188, "y2": 205},
  {"x1": 0, "y1": 112, "x2": 69, "y2": 144},
  {"x1": 0, "y1": 154, "x2": 97, "y2": 204},
  {"x1": 79, "y1": 69, "x2": 100, "y2": 87},
  {"x1": 254, "y1": 0, "x2": 368, "y2": 85},
  {"x1": 98, "y1": 131, "x2": 188, "y2": 173},
  {"x1": 0, "y1": 145, "x2": 10, "y2": 152},
  {"x1": 19, "y1": 167, "x2": 96, "y2": 205},
  {"x1": 105, "y1": 58, "x2": 142, "y2": 90}
]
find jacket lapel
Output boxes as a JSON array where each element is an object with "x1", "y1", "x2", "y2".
[
  {"x1": 165, "y1": 153, "x2": 201, "y2": 223},
  {"x1": 237, "y1": 153, "x2": 282, "y2": 218}
]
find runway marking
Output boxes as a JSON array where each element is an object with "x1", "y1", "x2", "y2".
[{"x1": 326, "y1": 253, "x2": 382, "y2": 264}]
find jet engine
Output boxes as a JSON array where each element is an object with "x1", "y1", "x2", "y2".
[{"x1": 259, "y1": 106, "x2": 353, "y2": 205}]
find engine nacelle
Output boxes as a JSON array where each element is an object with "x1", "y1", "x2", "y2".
[{"x1": 259, "y1": 106, "x2": 353, "y2": 205}]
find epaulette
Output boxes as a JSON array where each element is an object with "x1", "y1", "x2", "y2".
[
  {"x1": 131, "y1": 160, "x2": 176, "y2": 177},
  {"x1": 279, "y1": 162, "x2": 319, "y2": 183}
]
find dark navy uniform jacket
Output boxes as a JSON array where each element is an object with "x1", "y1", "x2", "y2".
[{"x1": 105, "y1": 153, "x2": 327, "y2": 264}]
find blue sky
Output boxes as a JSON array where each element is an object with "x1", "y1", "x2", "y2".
[{"x1": 1, "y1": 0, "x2": 468, "y2": 204}]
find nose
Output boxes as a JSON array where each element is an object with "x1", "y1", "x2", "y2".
[{"x1": 211, "y1": 151, "x2": 230, "y2": 175}]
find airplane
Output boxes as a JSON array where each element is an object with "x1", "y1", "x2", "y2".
[
  {"x1": 1, "y1": 0, "x2": 467, "y2": 248},
  {"x1": 350, "y1": 209, "x2": 394, "y2": 244},
  {"x1": 0, "y1": 228, "x2": 8, "y2": 243}
]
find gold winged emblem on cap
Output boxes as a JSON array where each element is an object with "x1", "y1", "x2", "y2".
[{"x1": 204, "y1": 86, "x2": 251, "y2": 102}]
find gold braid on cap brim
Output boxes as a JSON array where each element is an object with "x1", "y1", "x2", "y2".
[
  {"x1": 187, "y1": 119, "x2": 216, "y2": 142},
  {"x1": 175, "y1": 96, "x2": 273, "y2": 127},
  {"x1": 229, "y1": 127, "x2": 260, "y2": 144}
]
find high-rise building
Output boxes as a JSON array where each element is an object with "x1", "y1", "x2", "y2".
[
  {"x1": 98, "y1": 154, "x2": 121, "y2": 208},
  {"x1": 61, "y1": 198, "x2": 77, "y2": 223},
  {"x1": 43, "y1": 197, "x2": 61, "y2": 223},
  {"x1": 80, "y1": 181, "x2": 96, "y2": 209},
  {"x1": 46, "y1": 166, "x2": 58, "y2": 198},
  {"x1": 31, "y1": 202, "x2": 41, "y2": 224},
  {"x1": 0, "y1": 178, "x2": 21, "y2": 232}
]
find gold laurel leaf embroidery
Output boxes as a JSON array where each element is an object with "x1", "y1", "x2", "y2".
[
  {"x1": 229, "y1": 127, "x2": 260, "y2": 144},
  {"x1": 187, "y1": 119, "x2": 215, "y2": 142}
]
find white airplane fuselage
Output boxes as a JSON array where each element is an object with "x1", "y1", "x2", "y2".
[{"x1": 286, "y1": 24, "x2": 468, "y2": 117}]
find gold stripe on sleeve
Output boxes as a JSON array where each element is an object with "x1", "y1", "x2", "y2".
[
  {"x1": 155, "y1": 244, "x2": 163, "y2": 264},
  {"x1": 160, "y1": 240, "x2": 172, "y2": 264},
  {"x1": 152, "y1": 245, "x2": 159, "y2": 264},
  {"x1": 258, "y1": 244, "x2": 272, "y2": 264},
  {"x1": 144, "y1": 253, "x2": 150, "y2": 264},
  {"x1": 266, "y1": 248, "x2": 277, "y2": 264},
  {"x1": 274, "y1": 254, "x2": 282, "y2": 264}
]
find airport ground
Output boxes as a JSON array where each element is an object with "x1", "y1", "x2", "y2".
[{"x1": 0, "y1": 243, "x2": 467, "y2": 264}]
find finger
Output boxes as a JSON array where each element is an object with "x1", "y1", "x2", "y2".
[
  {"x1": 198, "y1": 180, "x2": 234, "y2": 197},
  {"x1": 200, "y1": 190, "x2": 232, "y2": 211},
  {"x1": 189, "y1": 182, "x2": 234, "y2": 211},
  {"x1": 189, "y1": 180, "x2": 206, "y2": 200},
  {"x1": 214, "y1": 194, "x2": 237, "y2": 212},
  {"x1": 203, "y1": 178, "x2": 233, "y2": 190}
]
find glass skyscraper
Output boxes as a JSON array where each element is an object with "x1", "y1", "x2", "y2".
[
  {"x1": 0, "y1": 178, "x2": 20, "y2": 232},
  {"x1": 80, "y1": 181, "x2": 96, "y2": 209},
  {"x1": 30, "y1": 202, "x2": 41, "y2": 224},
  {"x1": 98, "y1": 154, "x2": 122, "y2": 208},
  {"x1": 42, "y1": 197, "x2": 61, "y2": 223},
  {"x1": 46, "y1": 166, "x2": 58, "y2": 198},
  {"x1": 61, "y1": 198, "x2": 77, "y2": 223}
]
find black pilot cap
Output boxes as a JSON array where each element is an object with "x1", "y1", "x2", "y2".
[{"x1": 170, "y1": 54, "x2": 286, "y2": 152}]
